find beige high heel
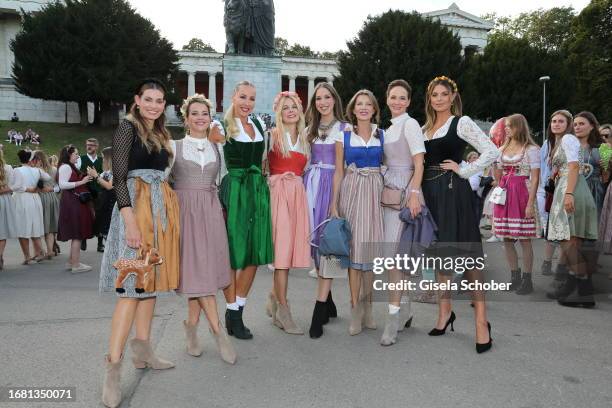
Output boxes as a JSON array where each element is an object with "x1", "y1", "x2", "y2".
[
  {"x1": 274, "y1": 302, "x2": 304, "y2": 335},
  {"x1": 183, "y1": 321, "x2": 203, "y2": 357},
  {"x1": 210, "y1": 322, "x2": 237, "y2": 364},
  {"x1": 349, "y1": 302, "x2": 364, "y2": 335},
  {"x1": 102, "y1": 355, "x2": 122, "y2": 408}
]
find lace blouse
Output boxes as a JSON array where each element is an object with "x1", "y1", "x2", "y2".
[{"x1": 423, "y1": 116, "x2": 499, "y2": 178}]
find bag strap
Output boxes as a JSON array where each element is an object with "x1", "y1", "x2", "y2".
[{"x1": 308, "y1": 217, "x2": 334, "y2": 247}]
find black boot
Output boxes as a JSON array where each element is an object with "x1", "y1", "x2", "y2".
[
  {"x1": 225, "y1": 309, "x2": 253, "y2": 340},
  {"x1": 553, "y1": 263, "x2": 569, "y2": 282},
  {"x1": 558, "y1": 276, "x2": 596, "y2": 308},
  {"x1": 546, "y1": 274, "x2": 576, "y2": 300},
  {"x1": 541, "y1": 260, "x2": 552, "y2": 276},
  {"x1": 515, "y1": 273, "x2": 533, "y2": 295},
  {"x1": 326, "y1": 291, "x2": 337, "y2": 318},
  {"x1": 309, "y1": 301, "x2": 328, "y2": 339},
  {"x1": 97, "y1": 236, "x2": 105, "y2": 253},
  {"x1": 81, "y1": 239, "x2": 87, "y2": 251},
  {"x1": 238, "y1": 306, "x2": 252, "y2": 336},
  {"x1": 510, "y1": 269, "x2": 522, "y2": 291}
]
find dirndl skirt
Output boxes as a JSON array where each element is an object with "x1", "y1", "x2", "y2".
[
  {"x1": 547, "y1": 174, "x2": 598, "y2": 241},
  {"x1": 0, "y1": 193, "x2": 17, "y2": 239},
  {"x1": 39, "y1": 191, "x2": 60, "y2": 234},
  {"x1": 99, "y1": 169, "x2": 180, "y2": 298},
  {"x1": 338, "y1": 164, "x2": 384, "y2": 271},
  {"x1": 493, "y1": 175, "x2": 540, "y2": 239}
]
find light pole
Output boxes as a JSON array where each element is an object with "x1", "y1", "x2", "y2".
[{"x1": 539, "y1": 76, "x2": 550, "y2": 142}]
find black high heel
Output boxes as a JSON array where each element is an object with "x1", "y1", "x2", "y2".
[
  {"x1": 428, "y1": 311, "x2": 455, "y2": 336},
  {"x1": 476, "y1": 322, "x2": 492, "y2": 354}
]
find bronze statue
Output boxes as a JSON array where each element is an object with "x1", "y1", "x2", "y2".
[{"x1": 224, "y1": 0, "x2": 275, "y2": 56}]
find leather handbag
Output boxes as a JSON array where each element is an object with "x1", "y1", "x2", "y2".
[
  {"x1": 74, "y1": 191, "x2": 93, "y2": 204},
  {"x1": 381, "y1": 187, "x2": 406, "y2": 211}
]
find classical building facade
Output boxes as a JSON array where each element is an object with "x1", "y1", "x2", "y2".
[{"x1": 1, "y1": 2, "x2": 493, "y2": 124}]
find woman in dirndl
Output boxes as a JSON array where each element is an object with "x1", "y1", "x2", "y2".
[
  {"x1": 421, "y1": 76, "x2": 499, "y2": 354},
  {"x1": 265, "y1": 91, "x2": 311, "y2": 335},
  {"x1": 99, "y1": 79, "x2": 180, "y2": 408},
  {"x1": 303, "y1": 82, "x2": 348, "y2": 338},
  {"x1": 331, "y1": 89, "x2": 384, "y2": 336},
  {"x1": 492, "y1": 114, "x2": 540, "y2": 296},
  {"x1": 379, "y1": 79, "x2": 426, "y2": 346}
]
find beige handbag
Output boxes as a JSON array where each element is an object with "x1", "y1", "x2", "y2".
[
  {"x1": 319, "y1": 255, "x2": 347, "y2": 279},
  {"x1": 381, "y1": 187, "x2": 406, "y2": 210}
]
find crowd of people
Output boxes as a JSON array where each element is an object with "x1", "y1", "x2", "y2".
[
  {"x1": 0, "y1": 77, "x2": 608, "y2": 408},
  {"x1": 5, "y1": 128, "x2": 42, "y2": 145},
  {"x1": 0, "y1": 138, "x2": 115, "y2": 273}
]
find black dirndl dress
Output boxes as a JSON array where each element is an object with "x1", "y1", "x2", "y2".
[{"x1": 422, "y1": 117, "x2": 483, "y2": 262}]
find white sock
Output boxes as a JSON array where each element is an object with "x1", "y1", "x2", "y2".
[
  {"x1": 236, "y1": 296, "x2": 247, "y2": 307},
  {"x1": 226, "y1": 302, "x2": 239, "y2": 311},
  {"x1": 388, "y1": 304, "x2": 401, "y2": 315}
]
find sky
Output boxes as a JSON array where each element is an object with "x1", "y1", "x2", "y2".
[{"x1": 127, "y1": 0, "x2": 590, "y2": 52}]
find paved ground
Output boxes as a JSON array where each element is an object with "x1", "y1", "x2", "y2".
[{"x1": 1, "y1": 237, "x2": 611, "y2": 408}]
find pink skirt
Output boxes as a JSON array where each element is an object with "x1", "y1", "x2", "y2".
[
  {"x1": 493, "y1": 175, "x2": 540, "y2": 239},
  {"x1": 269, "y1": 172, "x2": 312, "y2": 269}
]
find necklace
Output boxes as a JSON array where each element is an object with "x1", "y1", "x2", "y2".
[{"x1": 318, "y1": 119, "x2": 337, "y2": 140}]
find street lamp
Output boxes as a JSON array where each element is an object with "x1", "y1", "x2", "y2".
[{"x1": 539, "y1": 76, "x2": 550, "y2": 142}]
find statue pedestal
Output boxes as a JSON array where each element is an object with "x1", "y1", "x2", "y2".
[{"x1": 222, "y1": 54, "x2": 282, "y2": 118}]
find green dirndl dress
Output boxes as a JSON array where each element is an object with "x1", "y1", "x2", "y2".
[{"x1": 219, "y1": 139, "x2": 274, "y2": 269}]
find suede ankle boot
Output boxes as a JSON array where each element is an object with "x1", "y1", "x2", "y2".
[{"x1": 102, "y1": 355, "x2": 122, "y2": 408}]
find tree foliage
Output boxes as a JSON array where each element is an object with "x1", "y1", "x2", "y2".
[
  {"x1": 11, "y1": 0, "x2": 179, "y2": 126},
  {"x1": 335, "y1": 10, "x2": 463, "y2": 124},
  {"x1": 462, "y1": 36, "x2": 573, "y2": 130},
  {"x1": 182, "y1": 38, "x2": 216, "y2": 52},
  {"x1": 274, "y1": 36, "x2": 339, "y2": 59},
  {"x1": 567, "y1": 0, "x2": 612, "y2": 120}
]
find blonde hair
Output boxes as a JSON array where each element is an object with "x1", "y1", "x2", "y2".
[
  {"x1": 345, "y1": 89, "x2": 380, "y2": 128},
  {"x1": 181, "y1": 94, "x2": 214, "y2": 136},
  {"x1": 127, "y1": 81, "x2": 173, "y2": 157},
  {"x1": 48, "y1": 155, "x2": 58, "y2": 168},
  {"x1": 272, "y1": 94, "x2": 308, "y2": 158},
  {"x1": 102, "y1": 147, "x2": 112, "y2": 172},
  {"x1": 0, "y1": 149, "x2": 6, "y2": 189},
  {"x1": 33, "y1": 150, "x2": 52, "y2": 174},
  {"x1": 423, "y1": 77, "x2": 463, "y2": 134},
  {"x1": 500, "y1": 114, "x2": 537, "y2": 154},
  {"x1": 223, "y1": 81, "x2": 256, "y2": 140}
]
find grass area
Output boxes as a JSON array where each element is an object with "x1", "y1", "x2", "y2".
[{"x1": 0, "y1": 120, "x2": 184, "y2": 166}]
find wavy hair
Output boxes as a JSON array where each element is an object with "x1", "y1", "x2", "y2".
[
  {"x1": 33, "y1": 150, "x2": 52, "y2": 174},
  {"x1": 345, "y1": 89, "x2": 380, "y2": 135},
  {"x1": 423, "y1": 77, "x2": 463, "y2": 134},
  {"x1": 305, "y1": 82, "x2": 345, "y2": 144},
  {"x1": 272, "y1": 93, "x2": 308, "y2": 158},
  {"x1": 500, "y1": 114, "x2": 537, "y2": 155},
  {"x1": 126, "y1": 79, "x2": 172, "y2": 157},
  {"x1": 574, "y1": 111, "x2": 603, "y2": 149},
  {"x1": 0, "y1": 149, "x2": 7, "y2": 189},
  {"x1": 181, "y1": 93, "x2": 214, "y2": 136}
]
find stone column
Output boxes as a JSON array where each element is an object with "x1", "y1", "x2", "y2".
[
  {"x1": 208, "y1": 72, "x2": 217, "y2": 113},
  {"x1": 288, "y1": 75, "x2": 297, "y2": 92},
  {"x1": 327, "y1": 76, "x2": 334, "y2": 86},
  {"x1": 307, "y1": 77, "x2": 315, "y2": 101},
  {"x1": 187, "y1": 71, "x2": 196, "y2": 97}
]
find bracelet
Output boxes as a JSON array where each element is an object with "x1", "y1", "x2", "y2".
[
  {"x1": 409, "y1": 189, "x2": 421, "y2": 194},
  {"x1": 565, "y1": 192, "x2": 574, "y2": 196}
]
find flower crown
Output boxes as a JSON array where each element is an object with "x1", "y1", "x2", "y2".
[
  {"x1": 273, "y1": 91, "x2": 302, "y2": 112},
  {"x1": 430, "y1": 76, "x2": 458, "y2": 93}
]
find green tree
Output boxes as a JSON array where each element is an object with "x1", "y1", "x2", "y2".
[
  {"x1": 567, "y1": 0, "x2": 612, "y2": 120},
  {"x1": 11, "y1": 0, "x2": 179, "y2": 126},
  {"x1": 335, "y1": 10, "x2": 463, "y2": 124},
  {"x1": 274, "y1": 37, "x2": 289, "y2": 55},
  {"x1": 182, "y1": 38, "x2": 216, "y2": 52},
  {"x1": 462, "y1": 36, "x2": 573, "y2": 127},
  {"x1": 286, "y1": 44, "x2": 317, "y2": 57}
]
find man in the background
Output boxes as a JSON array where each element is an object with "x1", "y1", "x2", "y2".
[{"x1": 78, "y1": 138, "x2": 104, "y2": 252}]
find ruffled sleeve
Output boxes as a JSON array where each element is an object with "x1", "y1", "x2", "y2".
[
  {"x1": 112, "y1": 120, "x2": 135, "y2": 209},
  {"x1": 526, "y1": 145, "x2": 541, "y2": 169},
  {"x1": 561, "y1": 134, "x2": 580, "y2": 163},
  {"x1": 456, "y1": 116, "x2": 500, "y2": 178}
]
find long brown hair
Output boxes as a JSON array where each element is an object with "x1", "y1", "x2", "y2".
[
  {"x1": 500, "y1": 114, "x2": 537, "y2": 155},
  {"x1": 127, "y1": 80, "x2": 172, "y2": 156},
  {"x1": 547, "y1": 110, "x2": 573, "y2": 161},
  {"x1": 305, "y1": 82, "x2": 345, "y2": 144},
  {"x1": 574, "y1": 111, "x2": 603, "y2": 149},
  {"x1": 33, "y1": 150, "x2": 52, "y2": 174},
  {"x1": 423, "y1": 76, "x2": 463, "y2": 134}
]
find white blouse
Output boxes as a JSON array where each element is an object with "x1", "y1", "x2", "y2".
[
  {"x1": 560, "y1": 134, "x2": 581, "y2": 163},
  {"x1": 234, "y1": 116, "x2": 266, "y2": 142},
  {"x1": 284, "y1": 131, "x2": 306, "y2": 154},
  {"x1": 12, "y1": 165, "x2": 51, "y2": 192},
  {"x1": 335, "y1": 123, "x2": 382, "y2": 147},
  {"x1": 498, "y1": 145, "x2": 541, "y2": 168},
  {"x1": 58, "y1": 164, "x2": 80, "y2": 190},
  {"x1": 386, "y1": 113, "x2": 426, "y2": 155},
  {"x1": 423, "y1": 116, "x2": 499, "y2": 179},
  {"x1": 170, "y1": 136, "x2": 222, "y2": 171},
  {"x1": 307, "y1": 121, "x2": 349, "y2": 145},
  {"x1": 2, "y1": 164, "x2": 14, "y2": 189}
]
